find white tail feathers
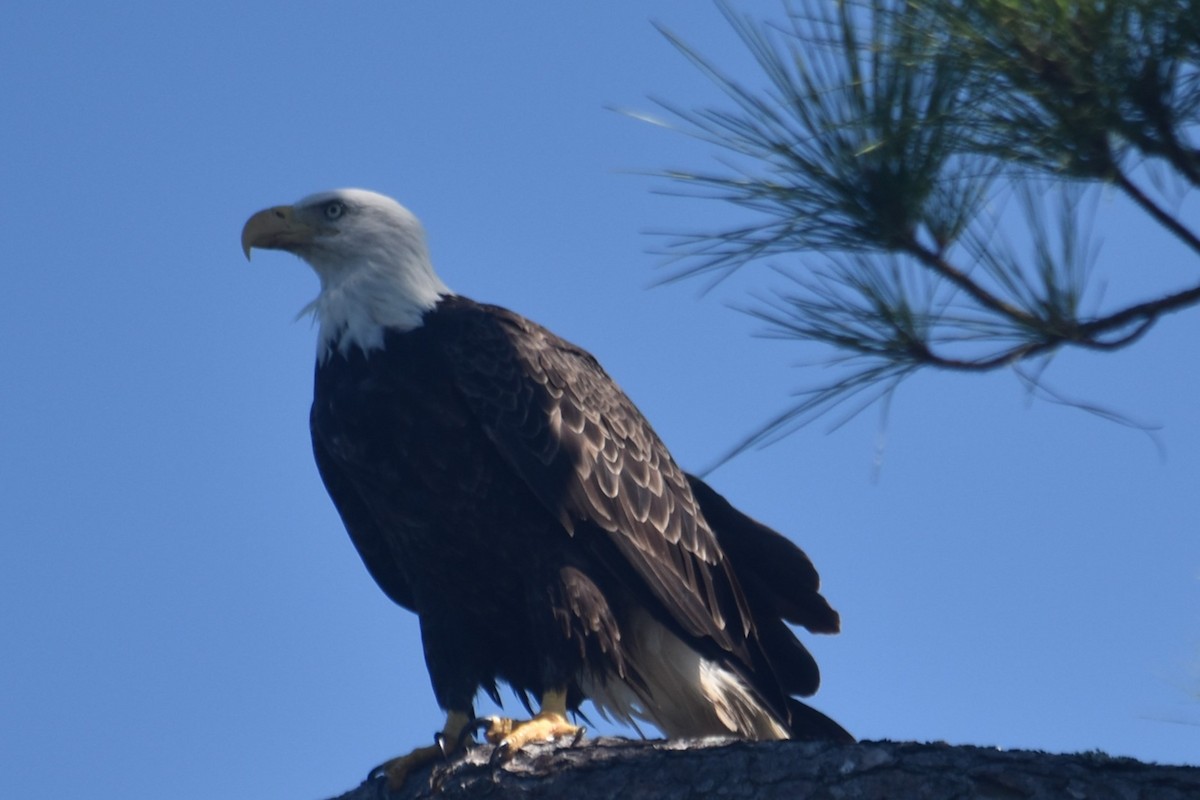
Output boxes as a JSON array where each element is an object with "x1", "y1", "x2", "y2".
[{"x1": 582, "y1": 610, "x2": 789, "y2": 740}]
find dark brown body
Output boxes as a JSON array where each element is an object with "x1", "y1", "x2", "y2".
[{"x1": 310, "y1": 295, "x2": 849, "y2": 740}]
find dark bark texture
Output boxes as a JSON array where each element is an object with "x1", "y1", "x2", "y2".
[{"x1": 326, "y1": 737, "x2": 1200, "y2": 800}]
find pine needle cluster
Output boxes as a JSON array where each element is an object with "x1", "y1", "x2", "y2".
[{"x1": 651, "y1": 0, "x2": 1200, "y2": 450}]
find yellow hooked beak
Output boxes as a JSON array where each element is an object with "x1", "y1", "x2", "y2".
[{"x1": 241, "y1": 205, "x2": 317, "y2": 260}]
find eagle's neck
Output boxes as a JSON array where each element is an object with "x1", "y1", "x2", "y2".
[{"x1": 305, "y1": 250, "x2": 450, "y2": 361}]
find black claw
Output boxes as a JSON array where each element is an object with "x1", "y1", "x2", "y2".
[
  {"x1": 489, "y1": 740, "x2": 510, "y2": 767},
  {"x1": 570, "y1": 726, "x2": 587, "y2": 747}
]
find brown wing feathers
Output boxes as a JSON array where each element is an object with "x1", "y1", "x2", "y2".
[
  {"x1": 427, "y1": 297, "x2": 847, "y2": 739},
  {"x1": 432, "y1": 300, "x2": 752, "y2": 656}
]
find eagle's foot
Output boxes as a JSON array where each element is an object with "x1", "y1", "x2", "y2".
[
  {"x1": 369, "y1": 710, "x2": 475, "y2": 790},
  {"x1": 483, "y1": 709, "x2": 585, "y2": 765},
  {"x1": 371, "y1": 743, "x2": 446, "y2": 790}
]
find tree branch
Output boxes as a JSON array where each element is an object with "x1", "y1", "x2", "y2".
[
  {"x1": 1113, "y1": 170, "x2": 1200, "y2": 257},
  {"x1": 639, "y1": 0, "x2": 1200, "y2": 435},
  {"x1": 325, "y1": 737, "x2": 1200, "y2": 800},
  {"x1": 902, "y1": 238, "x2": 1039, "y2": 327}
]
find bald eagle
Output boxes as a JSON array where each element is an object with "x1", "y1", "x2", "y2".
[{"x1": 242, "y1": 189, "x2": 850, "y2": 786}]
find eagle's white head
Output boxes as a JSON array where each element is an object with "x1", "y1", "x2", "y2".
[{"x1": 242, "y1": 188, "x2": 451, "y2": 359}]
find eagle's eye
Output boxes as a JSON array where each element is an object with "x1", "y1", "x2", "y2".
[{"x1": 323, "y1": 201, "x2": 346, "y2": 221}]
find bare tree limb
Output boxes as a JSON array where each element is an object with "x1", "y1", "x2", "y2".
[{"x1": 325, "y1": 737, "x2": 1200, "y2": 800}]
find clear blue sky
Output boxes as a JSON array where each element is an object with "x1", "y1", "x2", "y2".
[{"x1": 2, "y1": 3, "x2": 1197, "y2": 799}]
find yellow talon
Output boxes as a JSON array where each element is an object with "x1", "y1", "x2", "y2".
[
  {"x1": 371, "y1": 710, "x2": 473, "y2": 789},
  {"x1": 484, "y1": 689, "x2": 585, "y2": 762},
  {"x1": 376, "y1": 743, "x2": 445, "y2": 790}
]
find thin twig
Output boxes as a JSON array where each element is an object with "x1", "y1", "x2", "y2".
[{"x1": 1113, "y1": 170, "x2": 1200, "y2": 257}]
